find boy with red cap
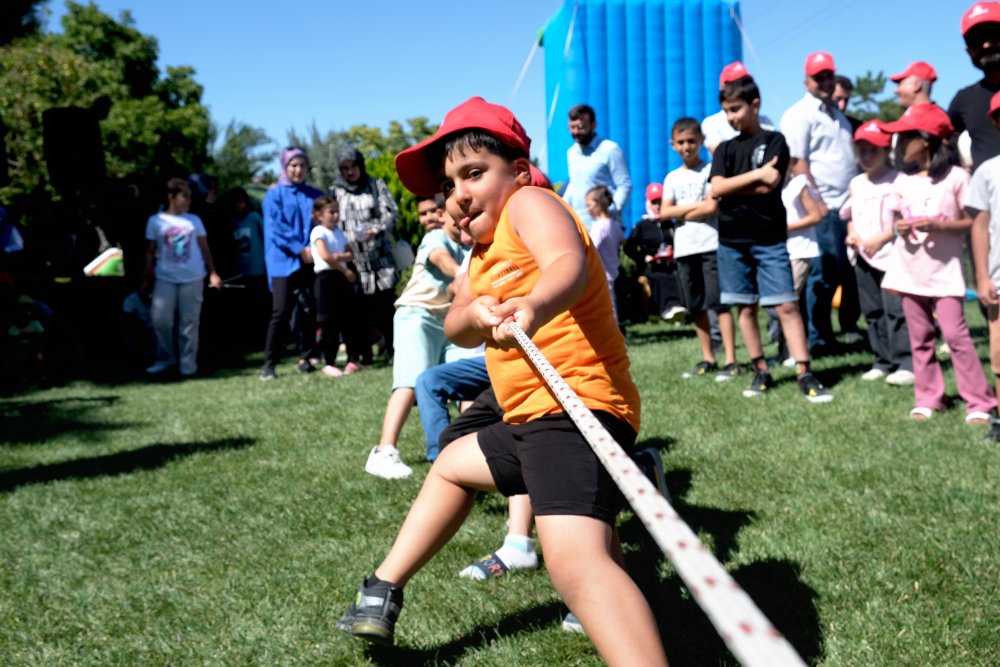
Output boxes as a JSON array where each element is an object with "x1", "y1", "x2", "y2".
[
  {"x1": 842, "y1": 121, "x2": 914, "y2": 385},
  {"x1": 661, "y1": 117, "x2": 738, "y2": 379},
  {"x1": 966, "y1": 90, "x2": 1000, "y2": 440},
  {"x1": 780, "y1": 51, "x2": 859, "y2": 356},
  {"x1": 701, "y1": 60, "x2": 775, "y2": 154},
  {"x1": 892, "y1": 61, "x2": 937, "y2": 110},
  {"x1": 335, "y1": 97, "x2": 667, "y2": 666},
  {"x1": 950, "y1": 2, "x2": 1000, "y2": 170}
]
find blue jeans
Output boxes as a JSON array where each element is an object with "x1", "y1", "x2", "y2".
[
  {"x1": 717, "y1": 242, "x2": 797, "y2": 307},
  {"x1": 805, "y1": 208, "x2": 846, "y2": 349},
  {"x1": 414, "y1": 355, "x2": 490, "y2": 461}
]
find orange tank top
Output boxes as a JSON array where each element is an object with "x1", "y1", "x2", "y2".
[{"x1": 468, "y1": 186, "x2": 640, "y2": 431}]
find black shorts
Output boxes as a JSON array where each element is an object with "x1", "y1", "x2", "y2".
[
  {"x1": 676, "y1": 250, "x2": 722, "y2": 315},
  {"x1": 477, "y1": 410, "x2": 637, "y2": 525}
]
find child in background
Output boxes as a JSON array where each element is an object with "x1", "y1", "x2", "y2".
[
  {"x1": 661, "y1": 117, "x2": 738, "y2": 380},
  {"x1": 142, "y1": 178, "x2": 222, "y2": 377},
  {"x1": 843, "y1": 121, "x2": 913, "y2": 385},
  {"x1": 364, "y1": 207, "x2": 472, "y2": 479},
  {"x1": 337, "y1": 97, "x2": 667, "y2": 666},
  {"x1": 969, "y1": 90, "x2": 1000, "y2": 442},
  {"x1": 624, "y1": 184, "x2": 687, "y2": 323},
  {"x1": 585, "y1": 184, "x2": 625, "y2": 320},
  {"x1": 768, "y1": 163, "x2": 825, "y2": 366},
  {"x1": 881, "y1": 104, "x2": 995, "y2": 423},
  {"x1": 310, "y1": 196, "x2": 356, "y2": 378},
  {"x1": 709, "y1": 77, "x2": 832, "y2": 402}
]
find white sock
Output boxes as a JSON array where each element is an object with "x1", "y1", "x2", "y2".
[{"x1": 459, "y1": 534, "x2": 538, "y2": 580}]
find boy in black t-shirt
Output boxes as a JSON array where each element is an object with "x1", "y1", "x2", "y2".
[{"x1": 709, "y1": 78, "x2": 833, "y2": 403}]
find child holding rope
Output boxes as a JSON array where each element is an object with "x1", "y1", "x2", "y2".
[{"x1": 335, "y1": 97, "x2": 667, "y2": 666}]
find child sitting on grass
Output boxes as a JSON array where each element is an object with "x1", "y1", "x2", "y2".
[{"x1": 336, "y1": 97, "x2": 668, "y2": 666}]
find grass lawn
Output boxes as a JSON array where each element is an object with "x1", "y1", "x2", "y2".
[{"x1": 1, "y1": 316, "x2": 998, "y2": 666}]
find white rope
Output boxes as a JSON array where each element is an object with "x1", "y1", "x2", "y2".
[{"x1": 508, "y1": 322, "x2": 807, "y2": 667}]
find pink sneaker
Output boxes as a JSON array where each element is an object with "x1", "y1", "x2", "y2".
[
  {"x1": 322, "y1": 365, "x2": 343, "y2": 378},
  {"x1": 344, "y1": 361, "x2": 362, "y2": 375}
]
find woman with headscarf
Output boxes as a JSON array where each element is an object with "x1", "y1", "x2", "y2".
[
  {"x1": 330, "y1": 146, "x2": 399, "y2": 364},
  {"x1": 260, "y1": 147, "x2": 323, "y2": 380}
]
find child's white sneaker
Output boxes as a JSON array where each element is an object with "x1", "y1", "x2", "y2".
[
  {"x1": 861, "y1": 367, "x2": 887, "y2": 381},
  {"x1": 885, "y1": 369, "x2": 915, "y2": 386},
  {"x1": 365, "y1": 446, "x2": 412, "y2": 479}
]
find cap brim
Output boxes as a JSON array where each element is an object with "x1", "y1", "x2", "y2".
[{"x1": 395, "y1": 134, "x2": 449, "y2": 197}]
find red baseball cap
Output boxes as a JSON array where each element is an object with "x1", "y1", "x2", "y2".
[
  {"x1": 718, "y1": 61, "x2": 750, "y2": 89},
  {"x1": 963, "y1": 2, "x2": 1000, "y2": 35},
  {"x1": 805, "y1": 51, "x2": 835, "y2": 76},
  {"x1": 853, "y1": 120, "x2": 892, "y2": 148},
  {"x1": 395, "y1": 97, "x2": 531, "y2": 196},
  {"x1": 988, "y1": 90, "x2": 1000, "y2": 117},
  {"x1": 528, "y1": 164, "x2": 552, "y2": 190},
  {"x1": 890, "y1": 61, "x2": 938, "y2": 83},
  {"x1": 646, "y1": 183, "x2": 664, "y2": 202},
  {"x1": 882, "y1": 104, "x2": 955, "y2": 139}
]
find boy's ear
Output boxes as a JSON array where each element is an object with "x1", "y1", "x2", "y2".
[
  {"x1": 751, "y1": 98, "x2": 761, "y2": 113},
  {"x1": 513, "y1": 157, "x2": 532, "y2": 186}
]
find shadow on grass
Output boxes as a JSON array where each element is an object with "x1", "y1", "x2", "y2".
[
  {"x1": 0, "y1": 395, "x2": 134, "y2": 446},
  {"x1": 0, "y1": 436, "x2": 255, "y2": 493},
  {"x1": 363, "y1": 600, "x2": 566, "y2": 666},
  {"x1": 626, "y1": 325, "x2": 697, "y2": 347}
]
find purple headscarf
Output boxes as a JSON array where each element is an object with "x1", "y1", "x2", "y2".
[{"x1": 278, "y1": 147, "x2": 309, "y2": 185}]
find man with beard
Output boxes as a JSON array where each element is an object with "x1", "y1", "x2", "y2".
[
  {"x1": 950, "y1": 2, "x2": 1000, "y2": 170},
  {"x1": 562, "y1": 104, "x2": 632, "y2": 232}
]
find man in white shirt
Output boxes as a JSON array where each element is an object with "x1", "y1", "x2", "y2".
[
  {"x1": 780, "y1": 51, "x2": 858, "y2": 354},
  {"x1": 562, "y1": 104, "x2": 632, "y2": 231}
]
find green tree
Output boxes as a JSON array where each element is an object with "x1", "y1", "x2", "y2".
[
  {"x1": 0, "y1": 0, "x2": 45, "y2": 45},
  {"x1": 848, "y1": 71, "x2": 903, "y2": 123},
  {"x1": 211, "y1": 121, "x2": 276, "y2": 191},
  {"x1": 0, "y1": 1, "x2": 212, "y2": 225}
]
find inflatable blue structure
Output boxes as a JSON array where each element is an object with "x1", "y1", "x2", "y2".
[{"x1": 542, "y1": 0, "x2": 742, "y2": 229}]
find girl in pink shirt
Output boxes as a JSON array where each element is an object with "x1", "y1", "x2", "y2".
[
  {"x1": 842, "y1": 120, "x2": 913, "y2": 385},
  {"x1": 880, "y1": 104, "x2": 995, "y2": 423}
]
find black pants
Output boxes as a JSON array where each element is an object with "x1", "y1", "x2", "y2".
[
  {"x1": 350, "y1": 287, "x2": 396, "y2": 363},
  {"x1": 263, "y1": 268, "x2": 316, "y2": 369},
  {"x1": 314, "y1": 270, "x2": 359, "y2": 366}
]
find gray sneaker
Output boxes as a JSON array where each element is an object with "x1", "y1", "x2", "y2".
[
  {"x1": 561, "y1": 611, "x2": 585, "y2": 634},
  {"x1": 631, "y1": 447, "x2": 671, "y2": 502},
  {"x1": 337, "y1": 577, "x2": 404, "y2": 645}
]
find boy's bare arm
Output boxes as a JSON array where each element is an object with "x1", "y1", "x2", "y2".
[
  {"x1": 428, "y1": 247, "x2": 460, "y2": 277},
  {"x1": 490, "y1": 188, "x2": 587, "y2": 346},
  {"x1": 971, "y1": 210, "x2": 998, "y2": 306},
  {"x1": 659, "y1": 199, "x2": 698, "y2": 221},
  {"x1": 681, "y1": 196, "x2": 718, "y2": 221},
  {"x1": 787, "y1": 186, "x2": 825, "y2": 232},
  {"x1": 196, "y1": 236, "x2": 222, "y2": 289}
]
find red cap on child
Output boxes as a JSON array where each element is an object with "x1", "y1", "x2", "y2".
[
  {"x1": 963, "y1": 2, "x2": 1000, "y2": 35},
  {"x1": 395, "y1": 97, "x2": 531, "y2": 196},
  {"x1": 718, "y1": 61, "x2": 750, "y2": 89},
  {"x1": 853, "y1": 120, "x2": 892, "y2": 148},
  {"x1": 804, "y1": 51, "x2": 835, "y2": 76},
  {"x1": 988, "y1": 90, "x2": 1000, "y2": 118},
  {"x1": 882, "y1": 104, "x2": 955, "y2": 139},
  {"x1": 645, "y1": 183, "x2": 664, "y2": 202},
  {"x1": 890, "y1": 61, "x2": 938, "y2": 83}
]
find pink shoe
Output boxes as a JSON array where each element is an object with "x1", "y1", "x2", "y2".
[
  {"x1": 322, "y1": 365, "x2": 343, "y2": 378},
  {"x1": 344, "y1": 361, "x2": 362, "y2": 375}
]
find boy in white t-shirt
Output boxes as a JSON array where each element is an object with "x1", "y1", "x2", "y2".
[
  {"x1": 310, "y1": 196, "x2": 356, "y2": 378},
  {"x1": 967, "y1": 90, "x2": 1000, "y2": 442},
  {"x1": 768, "y1": 173, "x2": 824, "y2": 364},
  {"x1": 661, "y1": 117, "x2": 737, "y2": 381},
  {"x1": 365, "y1": 208, "x2": 472, "y2": 479}
]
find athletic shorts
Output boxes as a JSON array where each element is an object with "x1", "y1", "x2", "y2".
[
  {"x1": 476, "y1": 410, "x2": 637, "y2": 525},
  {"x1": 676, "y1": 250, "x2": 722, "y2": 315}
]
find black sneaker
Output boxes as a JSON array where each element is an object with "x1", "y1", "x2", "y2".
[
  {"x1": 742, "y1": 370, "x2": 775, "y2": 398},
  {"x1": 259, "y1": 366, "x2": 276, "y2": 381},
  {"x1": 715, "y1": 362, "x2": 740, "y2": 382},
  {"x1": 297, "y1": 359, "x2": 317, "y2": 373},
  {"x1": 983, "y1": 421, "x2": 1000, "y2": 443},
  {"x1": 682, "y1": 360, "x2": 718, "y2": 379},
  {"x1": 338, "y1": 577, "x2": 404, "y2": 645},
  {"x1": 798, "y1": 372, "x2": 833, "y2": 403},
  {"x1": 631, "y1": 447, "x2": 671, "y2": 502}
]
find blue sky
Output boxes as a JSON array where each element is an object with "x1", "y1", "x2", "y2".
[{"x1": 46, "y1": 0, "x2": 977, "y2": 176}]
